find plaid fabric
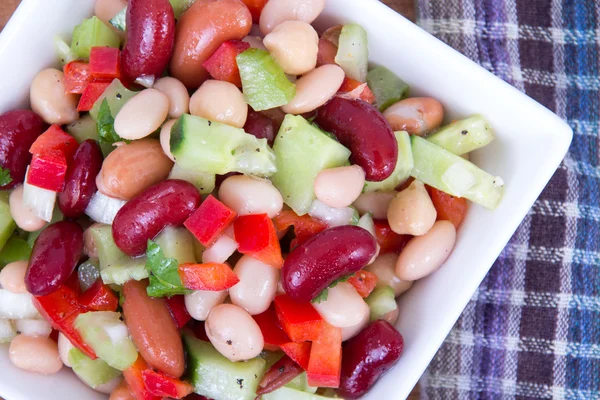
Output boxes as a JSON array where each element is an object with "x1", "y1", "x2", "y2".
[{"x1": 415, "y1": 0, "x2": 600, "y2": 399}]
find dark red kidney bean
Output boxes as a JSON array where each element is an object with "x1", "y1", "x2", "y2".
[
  {"x1": 282, "y1": 225, "x2": 377, "y2": 302},
  {"x1": 25, "y1": 221, "x2": 83, "y2": 296},
  {"x1": 256, "y1": 355, "x2": 303, "y2": 395},
  {"x1": 121, "y1": 0, "x2": 175, "y2": 84},
  {"x1": 58, "y1": 140, "x2": 103, "y2": 219},
  {"x1": 112, "y1": 179, "x2": 201, "y2": 256},
  {"x1": 315, "y1": 96, "x2": 398, "y2": 182},
  {"x1": 243, "y1": 109, "x2": 276, "y2": 146},
  {"x1": 215, "y1": 172, "x2": 241, "y2": 189},
  {"x1": 0, "y1": 110, "x2": 45, "y2": 189},
  {"x1": 337, "y1": 320, "x2": 404, "y2": 399}
]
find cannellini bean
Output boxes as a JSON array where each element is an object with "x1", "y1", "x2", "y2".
[
  {"x1": 114, "y1": 89, "x2": 170, "y2": 140},
  {"x1": 396, "y1": 220, "x2": 456, "y2": 280},
  {"x1": 202, "y1": 234, "x2": 238, "y2": 264},
  {"x1": 0, "y1": 261, "x2": 28, "y2": 294},
  {"x1": 365, "y1": 254, "x2": 413, "y2": 296},
  {"x1": 159, "y1": 119, "x2": 177, "y2": 162},
  {"x1": 205, "y1": 304, "x2": 264, "y2": 361},
  {"x1": 282, "y1": 64, "x2": 345, "y2": 114},
  {"x1": 30, "y1": 68, "x2": 78, "y2": 125},
  {"x1": 9, "y1": 185, "x2": 46, "y2": 232},
  {"x1": 383, "y1": 97, "x2": 444, "y2": 136},
  {"x1": 93, "y1": 376, "x2": 123, "y2": 394},
  {"x1": 153, "y1": 77, "x2": 190, "y2": 119},
  {"x1": 263, "y1": 21, "x2": 319, "y2": 76},
  {"x1": 218, "y1": 175, "x2": 283, "y2": 218},
  {"x1": 230, "y1": 256, "x2": 279, "y2": 315},
  {"x1": 110, "y1": 380, "x2": 135, "y2": 400},
  {"x1": 382, "y1": 307, "x2": 399, "y2": 326},
  {"x1": 185, "y1": 290, "x2": 228, "y2": 321},
  {"x1": 58, "y1": 332, "x2": 75, "y2": 368},
  {"x1": 243, "y1": 36, "x2": 267, "y2": 50},
  {"x1": 260, "y1": 0, "x2": 325, "y2": 35},
  {"x1": 9, "y1": 334, "x2": 62, "y2": 374},
  {"x1": 312, "y1": 282, "x2": 370, "y2": 328},
  {"x1": 387, "y1": 180, "x2": 437, "y2": 236},
  {"x1": 189, "y1": 80, "x2": 248, "y2": 128},
  {"x1": 353, "y1": 191, "x2": 397, "y2": 220},
  {"x1": 14, "y1": 319, "x2": 52, "y2": 338},
  {"x1": 314, "y1": 165, "x2": 366, "y2": 208},
  {"x1": 341, "y1": 308, "x2": 369, "y2": 342}
]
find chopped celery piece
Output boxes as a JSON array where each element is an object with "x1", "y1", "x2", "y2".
[
  {"x1": 54, "y1": 36, "x2": 76, "y2": 66},
  {"x1": 286, "y1": 373, "x2": 318, "y2": 394},
  {"x1": 74, "y1": 311, "x2": 137, "y2": 370},
  {"x1": 89, "y1": 79, "x2": 137, "y2": 121},
  {"x1": 263, "y1": 387, "x2": 332, "y2": 400},
  {"x1": 366, "y1": 66, "x2": 409, "y2": 111},
  {"x1": 0, "y1": 194, "x2": 16, "y2": 252},
  {"x1": 154, "y1": 226, "x2": 196, "y2": 264},
  {"x1": 410, "y1": 136, "x2": 504, "y2": 209},
  {"x1": 335, "y1": 24, "x2": 368, "y2": 82},
  {"x1": 66, "y1": 115, "x2": 114, "y2": 157},
  {"x1": 364, "y1": 131, "x2": 413, "y2": 192},
  {"x1": 184, "y1": 335, "x2": 266, "y2": 400},
  {"x1": 71, "y1": 16, "x2": 121, "y2": 61},
  {"x1": 109, "y1": 7, "x2": 127, "y2": 31},
  {"x1": 272, "y1": 115, "x2": 351, "y2": 215},
  {"x1": 101, "y1": 258, "x2": 148, "y2": 285},
  {"x1": 68, "y1": 348, "x2": 121, "y2": 388},
  {"x1": 0, "y1": 236, "x2": 31, "y2": 267},
  {"x1": 426, "y1": 115, "x2": 494, "y2": 155},
  {"x1": 237, "y1": 49, "x2": 296, "y2": 111},
  {"x1": 145, "y1": 239, "x2": 190, "y2": 298},
  {"x1": 365, "y1": 286, "x2": 397, "y2": 322},
  {"x1": 169, "y1": 163, "x2": 216, "y2": 195},
  {"x1": 170, "y1": 114, "x2": 277, "y2": 177}
]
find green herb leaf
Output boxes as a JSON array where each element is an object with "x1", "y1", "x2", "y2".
[
  {"x1": 97, "y1": 98, "x2": 126, "y2": 145},
  {"x1": 0, "y1": 167, "x2": 12, "y2": 186},
  {"x1": 311, "y1": 274, "x2": 354, "y2": 304},
  {"x1": 145, "y1": 240, "x2": 190, "y2": 297}
]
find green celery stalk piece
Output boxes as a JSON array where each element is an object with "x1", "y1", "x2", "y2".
[
  {"x1": 66, "y1": 115, "x2": 114, "y2": 157},
  {"x1": 366, "y1": 66, "x2": 409, "y2": 111},
  {"x1": 71, "y1": 16, "x2": 121, "y2": 61},
  {"x1": 68, "y1": 348, "x2": 121, "y2": 388},
  {"x1": 54, "y1": 36, "x2": 76, "y2": 66},
  {"x1": 237, "y1": 49, "x2": 296, "y2": 111},
  {"x1": 89, "y1": 79, "x2": 137, "y2": 121},
  {"x1": 410, "y1": 135, "x2": 504, "y2": 209},
  {"x1": 26, "y1": 229, "x2": 41, "y2": 248},
  {"x1": 0, "y1": 194, "x2": 16, "y2": 252},
  {"x1": 87, "y1": 225, "x2": 126, "y2": 271},
  {"x1": 170, "y1": 0, "x2": 196, "y2": 18},
  {"x1": 364, "y1": 131, "x2": 413, "y2": 192},
  {"x1": 0, "y1": 236, "x2": 31, "y2": 267},
  {"x1": 169, "y1": 163, "x2": 216, "y2": 195},
  {"x1": 335, "y1": 24, "x2": 369, "y2": 82},
  {"x1": 263, "y1": 386, "x2": 332, "y2": 400},
  {"x1": 365, "y1": 286, "x2": 397, "y2": 322},
  {"x1": 426, "y1": 115, "x2": 495, "y2": 155}
]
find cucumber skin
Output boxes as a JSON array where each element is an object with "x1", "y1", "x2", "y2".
[
  {"x1": 89, "y1": 79, "x2": 137, "y2": 121},
  {"x1": 365, "y1": 286, "x2": 397, "y2": 322},
  {"x1": 364, "y1": 131, "x2": 413, "y2": 192},
  {"x1": 426, "y1": 115, "x2": 494, "y2": 155},
  {"x1": 154, "y1": 226, "x2": 197, "y2": 264}
]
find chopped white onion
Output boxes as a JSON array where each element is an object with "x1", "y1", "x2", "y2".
[
  {"x1": 202, "y1": 234, "x2": 238, "y2": 264},
  {"x1": 357, "y1": 212, "x2": 376, "y2": 237},
  {"x1": 0, "y1": 319, "x2": 16, "y2": 343},
  {"x1": 22, "y1": 167, "x2": 56, "y2": 222},
  {"x1": 441, "y1": 163, "x2": 476, "y2": 197},
  {"x1": 0, "y1": 290, "x2": 40, "y2": 319},
  {"x1": 103, "y1": 322, "x2": 129, "y2": 344},
  {"x1": 309, "y1": 199, "x2": 355, "y2": 227},
  {"x1": 85, "y1": 191, "x2": 127, "y2": 224},
  {"x1": 135, "y1": 75, "x2": 155, "y2": 88},
  {"x1": 14, "y1": 318, "x2": 52, "y2": 338}
]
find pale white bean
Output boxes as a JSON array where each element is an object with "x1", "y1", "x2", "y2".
[
  {"x1": 263, "y1": 21, "x2": 319, "y2": 76},
  {"x1": 185, "y1": 290, "x2": 228, "y2": 321},
  {"x1": 93, "y1": 376, "x2": 123, "y2": 394},
  {"x1": 382, "y1": 307, "x2": 399, "y2": 326},
  {"x1": 159, "y1": 119, "x2": 177, "y2": 162},
  {"x1": 218, "y1": 175, "x2": 283, "y2": 218},
  {"x1": 230, "y1": 256, "x2": 279, "y2": 315},
  {"x1": 190, "y1": 80, "x2": 248, "y2": 128},
  {"x1": 9, "y1": 334, "x2": 63, "y2": 374},
  {"x1": 314, "y1": 165, "x2": 366, "y2": 209},
  {"x1": 383, "y1": 97, "x2": 444, "y2": 136},
  {"x1": 205, "y1": 304, "x2": 264, "y2": 361},
  {"x1": 30, "y1": 68, "x2": 79, "y2": 125},
  {"x1": 114, "y1": 89, "x2": 169, "y2": 140},
  {"x1": 9, "y1": 185, "x2": 46, "y2": 232},
  {"x1": 341, "y1": 309, "x2": 369, "y2": 342},
  {"x1": 14, "y1": 319, "x2": 52, "y2": 338},
  {"x1": 365, "y1": 254, "x2": 413, "y2": 296},
  {"x1": 153, "y1": 77, "x2": 190, "y2": 119},
  {"x1": 260, "y1": 0, "x2": 325, "y2": 34},
  {"x1": 0, "y1": 261, "x2": 28, "y2": 294},
  {"x1": 387, "y1": 180, "x2": 437, "y2": 236},
  {"x1": 58, "y1": 332, "x2": 75, "y2": 368},
  {"x1": 282, "y1": 64, "x2": 345, "y2": 114},
  {"x1": 243, "y1": 36, "x2": 268, "y2": 50},
  {"x1": 396, "y1": 220, "x2": 456, "y2": 280},
  {"x1": 353, "y1": 191, "x2": 397, "y2": 220},
  {"x1": 312, "y1": 282, "x2": 370, "y2": 328}
]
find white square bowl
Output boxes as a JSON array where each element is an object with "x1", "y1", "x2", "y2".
[{"x1": 0, "y1": 0, "x2": 572, "y2": 399}]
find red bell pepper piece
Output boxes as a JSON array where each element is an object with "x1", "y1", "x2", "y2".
[
  {"x1": 80, "y1": 280, "x2": 119, "y2": 312},
  {"x1": 373, "y1": 219, "x2": 411, "y2": 254},
  {"x1": 347, "y1": 270, "x2": 378, "y2": 298},
  {"x1": 184, "y1": 195, "x2": 237, "y2": 247},
  {"x1": 89, "y1": 47, "x2": 121, "y2": 80},
  {"x1": 33, "y1": 285, "x2": 97, "y2": 359},
  {"x1": 274, "y1": 294, "x2": 323, "y2": 342},
  {"x1": 306, "y1": 322, "x2": 342, "y2": 388},
  {"x1": 142, "y1": 370, "x2": 194, "y2": 399},
  {"x1": 77, "y1": 81, "x2": 112, "y2": 112},
  {"x1": 240, "y1": 0, "x2": 268, "y2": 22},
  {"x1": 179, "y1": 263, "x2": 240, "y2": 291},
  {"x1": 63, "y1": 61, "x2": 92, "y2": 94},
  {"x1": 234, "y1": 214, "x2": 283, "y2": 269},
  {"x1": 29, "y1": 124, "x2": 78, "y2": 160},
  {"x1": 202, "y1": 40, "x2": 251, "y2": 87},
  {"x1": 426, "y1": 185, "x2": 468, "y2": 229},
  {"x1": 124, "y1": 356, "x2": 161, "y2": 400},
  {"x1": 256, "y1": 355, "x2": 304, "y2": 396},
  {"x1": 252, "y1": 305, "x2": 290, "y2": 351},
  {"x1": 280, "y1": 341, "x2": 312, "y2": 370},
  {"x1": 273, "y1": 211, "x2": 327, "y2": 249},
  {"x1": 165, "y1": 295, "x2": 192, "y2": 329},
  {"x1": 338, "y1": 77, "x2": 376, "y2": 104},
  {"x1": 26, "y1": 153, "x2": 68, "y2": 192}
]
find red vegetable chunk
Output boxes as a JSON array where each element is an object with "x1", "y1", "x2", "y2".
[
  {"x1": 178, "y1": 263, "x2": 240, "y2": 291},
  {"x1": 240, "y1": 0, "x2": 268, "y2": 23},
  {"x1": 184, "y1": 195, "x2": 236, "y2": 247},
  {"x1": 202, "y1": 40, "x2": 250, "y2": 87},
  {"x1": 29, "y1": 124, "x2": 78, "y2": 160},
  {"x1": 280, "y1": 341, "x2": 312, "y2": 370},
  {"x1": 274, "y1": 294, "x2": 323, "y2": 342},
  {"x1": 142, "y1": 370, "x2": 194, "y2": 399},
  {"x1": 273, "y1": 210, "x2": 327, "y2": 250},
  {"x1": 307, "y1": 322, "x2": 342, "y2": 388},
  {"x1": 77, "y1": 81, "x2": 112, "y2": 112},
  {"x1": 252, "y1": 305, "x2": 291, "y2": 351},
  {"x1": 26, "y1": 153, "x2": 68, "y2": 192},
  {"x1": 426, "y1": 185, "x2": 468, "y2": 228},
  {"x1": 80, "y1": 280, "x2": 119, "y2": 312},
  {"x1": 316, "y1": 38, "x2": 338, "y2": 67},
  {"x1": 124, "y1": 356, "x2": 161, "y2": 400},
  {"x1": 165, "y1": 295, "x2": 192, "y2": 329},
  {"x1": 347, "y1": 270, "x2": 378, "y2": 298},
  {"x1": 89, "y1": 47, "x2": 121, "y2": 80},
  {"x1": 234, "y1": 214, "x2": 283, "y2": 269},
  {"x1": 373, "y1": 219, "x2": 410, "y2": 254},
  {"x1": 63, "y1": 61, "x2": 92, "y2": 94}
]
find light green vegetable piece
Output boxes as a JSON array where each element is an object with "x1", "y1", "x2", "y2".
[
  {"x1": 426, "y1": 115, "x2": 494, "y2": 155},
  {"x1": 365, "y1": 286, "x2": 397, "y2": 322},
  {"x1": 263, "y1": 386, "x2": 333, "y2": 400},
  {"x1": 68, "y1": 348, "x2": 122, "y2": 389},
  {"x1": 54, "y1": 36, "x2": 76, "y2": 66},
  {"x1": 169, "y1": 163, "x2": 216, "y2": 195},
  {"x1": 366, "y1": 66, "x2": 409, "y2": 111},
  {"x1": 0, "y1": 193, "x2": 16, "y2": 253},
  {"x1": 66, "y1": 115, "x2": 114, "y2": 157},
  {"x1": 0, "y1": 236, "x2": 31, "y2": 267},
  {"x1": 364, "y1": 131, "x2": 413, "y2": 192},
  {"x1": 335, "y1": 24, "x2": 369, "y2": 82},
  {"x1": 90, "y1": 79, "x2": 137, "y2": 121},
  {"x1": 71, "y1": 16, "x2": 121, "y2": 61}
]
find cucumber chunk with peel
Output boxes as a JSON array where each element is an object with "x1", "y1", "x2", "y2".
[
  {"x1": 366, "y1": 66, "x2": 409, "y2": 111},
  {"x1": 71, "y1": 17, "x2": 121, "y2": 61},
  {"x1": 364, "y1": 131, "x2": 413, "y2": 192},
  {"x1": 426, "y1": 115, "x2": 494, "y2": 155},
  {"x1": 335, "y1": 24, "x2": 369, "y2": 82},
  {"x1": 68, "y1": 348, "x2": 121, "y2": 389},
  {"x1": 365, "y1": 286, "x2": 397, "y2": 322}
]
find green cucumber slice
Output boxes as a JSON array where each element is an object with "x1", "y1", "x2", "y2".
[
  {"x1": 335, "y1": 24, "x2": 368, "y2": 82},
  {"x1": 364, "y1": 131, "x2": 413, "y2": 192},
  {"x1": 100, "y1": 259, "x2": 148, "y2": 286},
  {"x1": 0, "y1": 195, "x2": 16, "y2": 252},
  {"x1": 285, "y1": 372, "x2": 318, "y2": 394},
  {"x1": 426, "y1": 115, "x2": 494, "y2": 155},
  {"x1": 66, "y1": 115, "x2": 114, "y2": 157},
  {"x1": 154, "y1": 226, "x2": 197, "y2": 264},
  {"x1": 366, "y1": 66, "x2": 409, "y2": 111},
  {"x1": 0, "y1": 236, "x2": 31, "y2": 267},
  {"x1": 89, "y1": 79, "x2": 137, "y2": 121},
  {"x1": 71, "y1": 16, "x2": 121, "y2": 61},
  {"x1": 169, "y1": 163, "x2": 216, "y2": 195},
  {"x1": 263, "y1": 386, "x2": 332, "y2": 400},
  {"x1": 365, "y1": 286, "x2": 397, "y2": 322},
  {"x1": 68, "y1": 348, "x2": 121, "y2": 388},
  {"x1": 54, "y1": 36, "x2": 76, "y2": 66}
]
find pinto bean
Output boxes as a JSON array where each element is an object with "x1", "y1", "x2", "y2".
[{"x1": 383, "y1": 97, "x2": 444, "y2": 136}]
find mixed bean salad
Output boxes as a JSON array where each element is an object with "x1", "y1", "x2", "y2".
[{"x1": 0, "y1": 0, "x2": 505, "y2": 399}]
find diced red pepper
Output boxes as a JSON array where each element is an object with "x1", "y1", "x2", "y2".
[
  {"x1": 274, "y1": 294, "x2": 323, "y2": 342},
  {"x1": 202, "y1": 40, "x2": 251, "y2": 87},
  {"x1": 339, "y1": 77, "x2": 376, "y2": 104},
  {"x1": 373, "y1": 219, "x2": 411, "y2": 254},
  {"x1": 256, "y1": 355, "x2": 304, "y2": 396},
  {"x1": 29, "y1": 124, "x2": 78, "y2": 160},
  {"x1": 33, "y1": 285, "x2": 97, "y2": 359},
  {"x1": 26, "y1": 153, "x2": 68, "y2": 192},
  {"x1": 165, "y1": 295, "x2": 192, "y2": 329},
  {"x1": 252, "y1": 304, "x2": 291, "y2": 351},
  {"x1": 179, "y1": 263, "x2": 240, "y2": 291},
  {"x1": 123, "y1": 356, "x2": 161, "y2": 400},
  {"x1": 79, "y1": 280, "x2": 119, "y2": 312},
  {"x1": 306, "y1": 322, "x2": 342, "y2": 388},
  {"x1": 142, "y1": 370, "x2": 194, "y2": 399},
  {"x1": 234, "y1": 214, "x2": 283, "y2": 269},
  {"x1": 426, "y1": 185, "x2": 468, "y2": 229},
  {"x1": 280, "y1": 341, "x2": 312, "y2": 370},
  {"x1": 63, "y1": 61, "x2": 92, "y2": 94},
  {"x1": 273, "y1": 211, "x2": 327, "y2": 249},
  {"x1": 240, "y1": 0, "x2": 268, "y2": 22},
  {"x1": 89, "y1": 47, "x2": 121, "y2": 80},
  {"x1": 184, "y1": 195, "x2": 237, "y2": 247},
  {"x1": 77, "y1": 81, "x2": 112, "y2": 112},
  {"x1": 347, "y1": 270, "x2": 378, "y2": 298}
]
